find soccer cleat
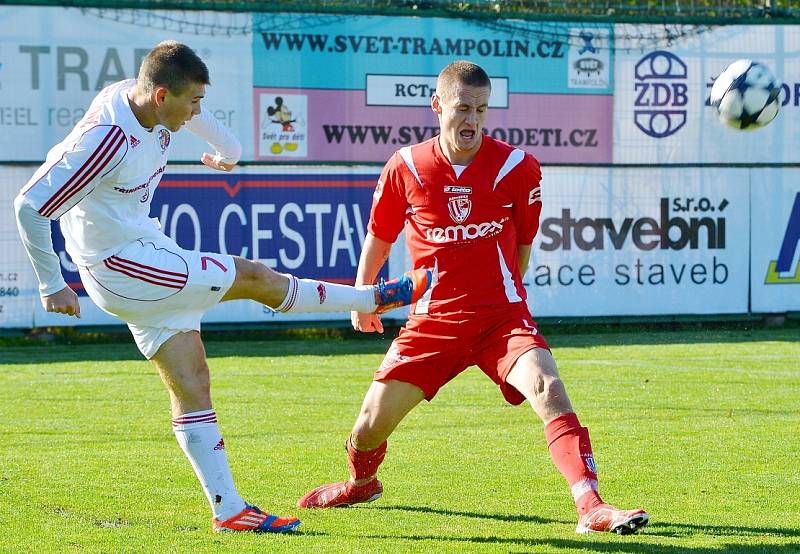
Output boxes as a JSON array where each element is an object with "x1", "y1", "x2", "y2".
[
  {"x1": 575, "y1": 504, "x2": 649, "y2": 535},
  {"x1": 297, "y1": 478, "x2": 383, "y2": 509},
  {"x1": 212, "y1": 504, "x2": 301, "y2": 533},
  {"x1": 373, "y1": 268, "x2": 433, "y2": 314}
]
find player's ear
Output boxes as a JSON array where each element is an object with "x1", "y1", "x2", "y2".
[
  {"x1": 431, "y1": 93, "x2": 441, "y2": 115},
  {"x1": 153, "y1": 86, "x2": 168, "y2": 107}
]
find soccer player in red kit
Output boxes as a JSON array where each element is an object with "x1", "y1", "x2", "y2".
[{"x1": 297, "y1": 60, "x2": 649, "y2": 535}]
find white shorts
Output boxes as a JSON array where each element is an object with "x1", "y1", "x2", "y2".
[{"x1": 79, "y1": 236, "x2": 236, "y2": 359}]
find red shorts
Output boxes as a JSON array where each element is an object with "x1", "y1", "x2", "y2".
[{"x1": 374, "y1": 303, "x2": 550, "y2": 405}]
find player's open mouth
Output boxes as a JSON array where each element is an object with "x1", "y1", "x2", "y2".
[{"x1": 460, "y1": 130, "x2": 476, "y2": 140}]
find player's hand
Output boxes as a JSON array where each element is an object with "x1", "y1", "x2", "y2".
[
  {"x1": 201, "y1": 152, "x2": 236, "y2": 172},
  {"x1": 352, "y1": 311, "x2": 383, "y2": 333},
  {"x1": 42, "y1": 286, "x2": 81, "y2": 318}
]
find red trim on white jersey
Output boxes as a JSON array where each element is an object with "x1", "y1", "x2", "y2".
[{"x1": 38, "y1": 126, "x2": 126, "y2": 218}]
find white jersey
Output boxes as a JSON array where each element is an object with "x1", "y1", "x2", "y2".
[
  {"x1": 15, "y1": 79, "x2": 241, "y2": 294},
  {"x1": 21, "y1": 79, "x2": 240, "y2": 265}
]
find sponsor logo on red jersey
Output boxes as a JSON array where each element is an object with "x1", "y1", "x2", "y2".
[
  {"x1": 444, "y1": 185, "x2": 472, "y2": 194},
  {"x1": 425, "y1": 218, "x2": 506, "y2": 243}
]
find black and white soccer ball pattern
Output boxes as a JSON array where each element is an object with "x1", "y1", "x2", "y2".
[{"x1": 710, "y1": 59, "x2": 781, "y2": 130}]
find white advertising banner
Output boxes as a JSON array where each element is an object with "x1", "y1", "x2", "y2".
[
  {"x1": 0, "y1": 168, "x2": 37, "y2": 329},
  {"x1": 0, "y1": 166, "x2": 780, "y2": 328},
  {"x1": 0, "y1": 6, "x2": 253, "y2": 162},
  {"x1": 1, "y1": 165, "x2": 404, "y2": 329},
  {"x1": 527, "y1": 167, "x2": 750, "y2": 316},
  {"x1": 614, "y1": 24, "x2": 799, "y2": 164},
  {"x1": 750, "y1": 168, "x2": 800, "y2": 313}
]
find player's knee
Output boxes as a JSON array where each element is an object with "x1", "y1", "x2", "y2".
[
  {"x1": 167, "y1": 363, "x2": 211, "y2": 400},
  {"x1": 233, "y1": 257, "x2": 283, "y2": 291},
  {"x1": 235, "y1": 258, "x2": 266, "y2": 285},
  {"x1": 528, "y1": 373, "x2": 563, "y2": 401}
]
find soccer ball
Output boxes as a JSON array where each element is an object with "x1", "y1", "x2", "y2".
[{"x1": 709, "y1": 59, "x2": 781, "y2": 130}]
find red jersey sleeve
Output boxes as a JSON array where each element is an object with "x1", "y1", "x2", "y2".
[
  {"x1": 510, "y1": 153, "x2": 543, "y2": 245},
  {"x1": 367, "y1": 152, "x2": 409, "y2": 243}
]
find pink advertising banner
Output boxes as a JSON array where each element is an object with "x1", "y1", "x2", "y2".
[{"x1": 253, "y1": 88, "x2": 612, "y2": 164}]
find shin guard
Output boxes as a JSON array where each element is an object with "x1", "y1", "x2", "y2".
[{"x1": 545, "y1": 412, "x2": 603, "y2": 514}]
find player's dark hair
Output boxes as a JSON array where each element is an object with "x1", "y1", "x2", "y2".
[
  {"x1": 138, "y1": 41, "x2": 209, "y2": 95},
  {"x1": 437, "y1": 60, "x2": 491, "y2": 98}
]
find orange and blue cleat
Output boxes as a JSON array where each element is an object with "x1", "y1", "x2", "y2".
[
  {"x1": 212, "y1": 504, "x2": 301, "y2": 533},
  {"x1": 374, "y1": 268, "x2": 433, "y2": 314}
]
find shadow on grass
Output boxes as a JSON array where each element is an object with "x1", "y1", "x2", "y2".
[
  {"x1": 364, "y1": 534, "x2": 800, "y2": 553},
  {"x1": 2, "y1": 320, "x2": 797, "y2": 364},
  {"x1": 646, "y1": 520, "x2": 800, "y2": 539},
  {"x1": 373, "y1": 504, "x2": 572, "y2": 525},
  {"x1": 370, "y1": 505, "x2": 800, "y2": 551}
]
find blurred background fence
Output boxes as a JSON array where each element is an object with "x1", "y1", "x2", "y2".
[{"x1": 0, "y1": 0, "x2": 798, "y2": 330}]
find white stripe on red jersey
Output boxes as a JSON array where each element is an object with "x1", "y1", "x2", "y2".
[
  {"x1": 398, "y1": 146, "x2": 424, "y2": 188},
  {"x1": 493, "y1": 148, "x2": 525, "y2": 190}
]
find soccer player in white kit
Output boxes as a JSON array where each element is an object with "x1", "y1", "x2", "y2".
[{"x1": 14, "y1": 41, "x2": 432, "y2": 534}]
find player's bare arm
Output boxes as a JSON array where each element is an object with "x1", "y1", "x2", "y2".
[
  {"x1": 42, "y1": 285, "x2": 81, "y2": 318},
  {"x1": 518, "y1": 243, "x2": 533, "y2": 276},
  {"x1": 352, "y1": 233, "x2": 393, "y2": 333}
]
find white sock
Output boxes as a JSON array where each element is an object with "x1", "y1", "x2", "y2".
[
  {"x1": 172, "y1": 409, "x2": 247, "y2": 520},
  {"x1": 275, "y1": 275, "x2": 376, "y2": 313}
]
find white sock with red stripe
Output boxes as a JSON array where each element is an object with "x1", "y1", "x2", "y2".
[
  {"x1": 275, "y1": 275, "x2": 376, "y2": 313},
  {"x1": 172, "y1": 409, "x2": 246, "y2": 521}
]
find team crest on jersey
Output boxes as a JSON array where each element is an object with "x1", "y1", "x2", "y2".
[
  {"x1": 158, "y1": 129, "x2": 171, "y2": 153},
  {"x1": 447, "y1": 195, "x2": 472, "y2": 224},
  {"x1": 129, "y1": 135, "x2": 141, "y2": 148}
]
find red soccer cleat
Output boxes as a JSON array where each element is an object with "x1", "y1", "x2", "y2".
[
  {"x1": 575, "y1": 504, "x2": 649, "y2": 535},
  {"x1": 297, "y1": 478, "x2": 383, "y2": 509},
  {"x1": 212, "y1": 504, "x2": 301, "y2": 533},
  {"x1": 374, "y1": 268, "x2": 433, "y2": 314}
]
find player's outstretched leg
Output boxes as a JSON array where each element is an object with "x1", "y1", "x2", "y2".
[
  {"x1": 213, "y1": 504, "x2": 301, "y2": 533},
  {"x1": 224, "y1": 258, "x2": 433, "y2": 315},
  {"x1": 297, "y1": 436, "x2": 386, "y2": 508}
]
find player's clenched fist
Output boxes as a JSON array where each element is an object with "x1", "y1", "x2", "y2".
[
  {"x1": 42, "y1": 286, "x2": 81, "y2": 318},
  {"x1": 352, "y1": 311, "x2": 383, "y2": 333},
  {"x1": 201, "y1": 152, "x2": 236, "y2": 172}
]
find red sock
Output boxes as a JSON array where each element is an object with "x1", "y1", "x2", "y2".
[
  {"x1": 544, "y1": 412, "x2": 604, "y2": 515},
  {"x1": 346, "y1": 435, "x2": 387, "y2": 483}
]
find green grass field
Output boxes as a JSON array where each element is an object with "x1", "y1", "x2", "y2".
[{"x1": 2, "y1": 325, "x2": 799, "y2": 553}]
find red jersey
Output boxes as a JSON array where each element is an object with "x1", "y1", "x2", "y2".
[{"x1": 368, "y1": 135, "x2": 542, "y2": 314}]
